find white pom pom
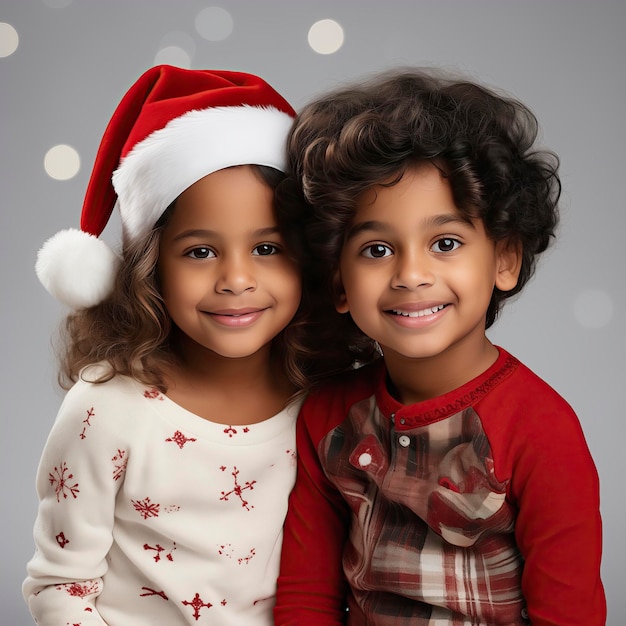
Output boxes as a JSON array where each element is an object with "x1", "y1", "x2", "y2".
[{"x1": 35, "y1": 228, "x2": 121, "y2": 309}]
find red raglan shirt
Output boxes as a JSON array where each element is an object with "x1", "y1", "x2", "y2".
[{"x1": 275, "y1": 347, "x2": 605, "y2": 625}]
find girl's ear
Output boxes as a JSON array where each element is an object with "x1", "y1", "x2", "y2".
[
  {"x1": 333, "y1": 270, "x2": 349, "y2": 313},
  {"x1": 495, "y1": 239, "x2": 523, "y2": 292}
]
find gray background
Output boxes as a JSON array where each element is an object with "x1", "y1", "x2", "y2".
[{"x1": 1, "y1": 0, "x2": 624, "y2": 623}]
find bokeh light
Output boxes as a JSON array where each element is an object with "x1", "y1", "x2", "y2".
[
  {"x1": 44, "y1": 144, "x2": 80, "y2": 181},
  {"x1": 308, "y1": 19, "x2": 344, "y2": 55},
  {"x1": 0, "y1": 22, "x2": 19, "y2": 58},
  {"x1": 573, "y1": 289, "x2": 614, "y2": 329},
  {"x1": 195, "y1": 6, "x2": 234, "y2": 42}
]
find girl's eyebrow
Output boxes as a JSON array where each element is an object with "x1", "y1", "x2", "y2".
[
  {"x1": 172, "y1": 226, "x2": 281, "y2": 242},
  {"x1": 345, "y1": 214, "x2": 474, "y2": 241}
]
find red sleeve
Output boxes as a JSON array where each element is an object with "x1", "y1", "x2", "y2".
[
  {"x1": 274, "y1": 386, "x2": 352, "y2": 625},
  {"x1": 485, "y1": 369, "x2": 606, "y2": 625}
]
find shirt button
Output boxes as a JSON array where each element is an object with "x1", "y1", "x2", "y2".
[
  {"x1": 398, "y1": 435, "x2": 411, "y2": 447},
  {"x1": 358, "y1": 452, "x2": 372, "y2": 467}
]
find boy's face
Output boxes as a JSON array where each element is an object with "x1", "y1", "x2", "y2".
[
  {"x1": 158, "y1": 165, "x2": 301, "y2": 362},
  {"x1": 335, "y1": 162, "x2": 520, "y2": 365}
]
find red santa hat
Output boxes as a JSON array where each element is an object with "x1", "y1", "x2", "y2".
[{"x1": 35, "y1": 64, "x2": 296, "y2": 309}]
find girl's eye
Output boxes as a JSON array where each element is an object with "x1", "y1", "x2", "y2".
[
  {"x1": 253, "y1": 243, "x2": 279, "y2": 256},
  {"x1": 432, "y1": 238, "x2": 461, "y2": 253},
  {"x1": 362, "y1": 244, "x2": 392, "y2": 259},
  {"x1": 186, "y1": 247, "x2": 215, "y2": 259}
]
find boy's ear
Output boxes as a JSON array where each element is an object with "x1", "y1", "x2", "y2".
[
  {"x1": 495, "y1": 239, "x2": 523, "y2": 292},
  {"x1": 333, "y1": 270, "x2": 349, "y2": 313}
]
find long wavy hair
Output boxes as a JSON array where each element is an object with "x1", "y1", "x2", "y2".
[
  {"x1": 57, "y1": 165, "x2": 313, "y2": 394},
  {"x1": 280, "y1": 68, "x2": 561, "y2": 371}
]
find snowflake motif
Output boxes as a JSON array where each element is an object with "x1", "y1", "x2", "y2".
[
  {"x1": 218, "y1": 543, "x2": 234, "y2": 558},
  {"x1": 238, "y1": 548, "x2": 256, "y2": 565},
  {"x1": 144, "y1": 541, "x2": 177, "y2": 563},
  {"x1": 219, "y1": 466, "x2": 256, "y2": 510},
  {"x1": 79, "y1": 407, "x2": 95, "y2": 440},
  {"x1": 181, "y1": 592, "x2": 212, "y2": 621},
  {"x1": 140, "y1": 587, "x2": 168, "y2": 600},
  {"x1": 56, "y1": 532, "x2": 69, "y2": 549},
  {"x1": 56, "y1": 580, "x2": 100, "y2": 598},
  {"x1": 132, "y1": 497, "x2": 160, "y2": 519},
  {"x1": 286, "y1": 448, "x2": 297, "y2": 465},
  {"x1": 221, "y1": 599, "x2": 227, "y2": 606},
  {"x1": 111, "y1": 449, "x2": 127, "y2": 481},
  {"x1": 223, "y1": 425, "x2": 251, "y2": 438},
  {"x1": 49, "y1": 461, "x2": 80, "y2": 502},
  {"x1": 144, "y1": 388, "x2": 164, "y2": 401},
  {"x1": 165, "y1": 430, "x2": 197, "y2": 449}
]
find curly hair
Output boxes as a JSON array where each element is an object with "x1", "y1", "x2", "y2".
[
  {"x1": 58, "y1": 165, "x2": 313, "y2": 395},
  {"x1": 282, "y1": 68, "x2": 561, "y2": 367}
]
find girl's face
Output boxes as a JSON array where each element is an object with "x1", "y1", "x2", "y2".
[
  {"x1": 335, "y1": 162, "x2": 520, "y2": 368},
  {"x1": 158, "y1": 165, "x2": 301, "y2": 361}
]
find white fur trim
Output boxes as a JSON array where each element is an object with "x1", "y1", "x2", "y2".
[
  {"x1": 112, "y1": 105, "x2": 293, "y2": 243},
  {"x1": 35, "y1": 228, "x2": 121, "y2": 309}
]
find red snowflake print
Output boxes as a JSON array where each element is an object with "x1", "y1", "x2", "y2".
[
  {"x1": 165, "y1": 430, "x2": 197, "y2": 449},
  {"x1": 56, "y1": 532, "x2": 69, "y2": 549},
  {"x1": 111, "y1": 448, "x2": 127, "y2": 481},
  {"x1": 182, "y1": 592, "x2": 212, "y2": 621},
  {"x1": 140, "y1": 587, "x2": 168, "y2": 600},
  {"x1": 144, "y1": 541, "x2": 177, "y2": 563},
  {"x1": 219, "y1": 466, "x2": 256, "y2": 510},
  {"x1": 132, "y1": 497, "x2": 160, "y2": 519},
  {"x1": 223, "y1": 425, "x2": 251, "y2": 438},
  {"x1": 56, "y1": 580, "x2": 100, "y2": 597},
  {"x1": 144, "y1": 388, "x2": 164, "y2": 400},
  {"x1": 79, "y1": 407, "x2": 95, "y2": 440},
  {"x1": 221, "y1": 599, "x2": 227, "y2": 606},
  {"x1": 217, "y1": 543, "x2": 234, "y2": 559},
  {"x1": 286, "y1": 448, "x2": 297, "y2": 465},
  {"x1": 49, "y1": 461, "x2": 80, "y2": 502},
  {"x1": 238, "y1": 548, "x2": 256, "y2": 565}
]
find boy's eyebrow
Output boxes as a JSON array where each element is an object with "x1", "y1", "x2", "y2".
[
  {"x1": 171, "y1": 226, "x2": 281, "y2": 241},
  {"x1": 345, "y1": 214, "x2": 475, "y2": 241}
]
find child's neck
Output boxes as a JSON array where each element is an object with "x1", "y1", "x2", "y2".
[
  {"x1": 383, "y1": 335, "x2": 499, "y2": 406},
  {"x1": 163, "y1": 335, "x2": 294, "y2": 425}
]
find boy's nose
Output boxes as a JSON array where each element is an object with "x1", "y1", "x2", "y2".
[{"x1": 390, "y1": 251, "x2": 434, "y2": 290}]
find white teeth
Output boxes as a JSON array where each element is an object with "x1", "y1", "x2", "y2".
[{"x1": 392, "y1": 305, "x2": 445, "y2": 318}]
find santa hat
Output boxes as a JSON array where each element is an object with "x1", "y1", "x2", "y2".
[{"x1": 35, "y1": 64, "x2": 296, "y2": 309}]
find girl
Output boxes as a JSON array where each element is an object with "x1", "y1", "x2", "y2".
[{"x1": 24, "y1": 65, "x2": 306, "y2": 626}]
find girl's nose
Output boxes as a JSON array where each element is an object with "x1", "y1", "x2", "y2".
[{"x1": 215, "y1": 255, "x2": 257, "y2": 295}]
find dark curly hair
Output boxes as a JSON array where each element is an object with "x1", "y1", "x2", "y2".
[{"x1": 280, "y1": 68, "x2": 561, "y2": 372}]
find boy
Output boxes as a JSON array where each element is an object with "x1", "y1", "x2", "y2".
[{"x1": 274, "y1": 70, "x2": 605, "y2": 625}]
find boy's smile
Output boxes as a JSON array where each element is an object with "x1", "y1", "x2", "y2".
[
  {"x1": 158, "y1": 165, "x2": 301, "y2": 363},
  {"x1": 336, "y1": 162, "x2": 520, "y2": 399}
]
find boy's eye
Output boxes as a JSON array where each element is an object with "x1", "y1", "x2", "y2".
[
  {"x1": 253, "y1": 243, "x2": 279, "y2": 256},
  {"x1": 362, "y1": 244, "x2": 392, "y2": 259},
  {"x1": 432, "y1": 238, "x2": 461, "y2": 253},
  {"x1": 186, "y1": 246, "x2": 215, "y2": 259}
]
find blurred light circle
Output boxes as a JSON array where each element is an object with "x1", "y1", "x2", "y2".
[
  {"x1": 308, "y1": 19, "x2": 344, "y2": 55},
  {"x1": 44, "y1": 145, "x2": 80, "y2": 181},
  {"x1": 573, "y1": 289, "x2": 614, "y2": 329},
  {"x1": 195, "y1": 7, "x2": 234, "y2": 41},
  {"x1": 155, "y1": 46, "x2": 191, "y2": 68},
  {"x1": 0, "y1": 22, "x2": 19, "y2": 58}
]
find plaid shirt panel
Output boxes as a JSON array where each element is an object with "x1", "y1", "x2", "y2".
[{"x1": 320, "y1": 395, "x2": 528, "y2": 625}]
